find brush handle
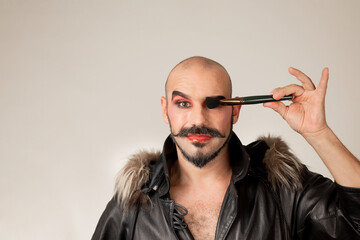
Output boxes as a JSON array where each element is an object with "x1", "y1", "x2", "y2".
[
  {"x1": 220, "y1": 95, "x2": 293, "y2": 106},
  {"x1": 242, "y1": 95, "x2": 293, "y2": 105}
]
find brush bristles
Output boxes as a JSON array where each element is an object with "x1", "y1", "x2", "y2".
[{"x1": 205, "y1": 97, "x2": 222, "y2": 109}]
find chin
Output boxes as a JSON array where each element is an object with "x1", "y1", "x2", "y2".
[
  {"x1": 182, "y1": 149, "x2": 221, "y2": 168},
  {"x1": 174, "y1": 142, "x2": 226, "y2": 168}
]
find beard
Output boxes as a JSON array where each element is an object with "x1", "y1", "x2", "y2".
[{"x1": 168, "y1": 116, "x2": 233, "y2": 168}]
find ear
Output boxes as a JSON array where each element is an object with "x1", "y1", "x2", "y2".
[
  {"x1": 232, "y1": 105, "x2": 241, "y2": 124},
  {"x1": 161, "y1": 96, "x2": 169, "y2": 124}
]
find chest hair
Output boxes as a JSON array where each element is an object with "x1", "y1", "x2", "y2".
[{"x1": 181, "y1": 200, "x2": 223, "y2": 240}]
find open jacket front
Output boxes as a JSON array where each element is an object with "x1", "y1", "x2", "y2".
[{"x1": 92, "y1": 132, "x2": 360, "y2": 239}]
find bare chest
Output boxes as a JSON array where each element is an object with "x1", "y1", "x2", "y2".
[{"x1": 181, "y1": 200, "x2": 223, "y2": 240}]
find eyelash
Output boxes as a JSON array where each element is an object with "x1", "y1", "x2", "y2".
[{"x1": 175, "y1": 101, "x2": 191, "y2": 108}]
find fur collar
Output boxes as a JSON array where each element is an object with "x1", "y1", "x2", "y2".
[{"x1": 114, "y1": 136, "x2": 305, "y2": 208}]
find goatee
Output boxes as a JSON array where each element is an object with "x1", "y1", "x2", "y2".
[{"x1": 170, "y1": 124, "x2": 232, "y2": 168}]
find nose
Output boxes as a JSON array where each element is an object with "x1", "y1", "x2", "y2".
[{"x1": 188, "y1": 104, "x2": 208, "y2": 126}]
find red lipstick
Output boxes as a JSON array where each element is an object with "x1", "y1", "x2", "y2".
[{"x1": 186, "y1": 134, "x2": 212, "y2": 143}]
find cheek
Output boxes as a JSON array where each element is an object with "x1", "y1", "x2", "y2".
[
  {"x1": 166, "y1": 105, "x2": 188, "y2": 129},
  {"x1": 212, "y1": 108, "x2": 233, "y2": 128}
]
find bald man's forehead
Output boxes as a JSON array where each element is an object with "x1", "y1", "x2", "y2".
[{"x1": 165, "y1": 57, "x2": 232, "y2": 98}]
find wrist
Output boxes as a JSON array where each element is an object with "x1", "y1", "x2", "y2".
[{"x1": 302, "y1": 125, "x2": 333, "y2": 145}]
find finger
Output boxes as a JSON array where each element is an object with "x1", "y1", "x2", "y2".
[
  {"x1": 263, "y1": 101, "x2": 288, "y2": 120},
  {"x1": 316, "y1": 67, "x2": 329, "y2": 96},
  {"x1": 271, "y1": 84, "x2": 304, "y2": 100},
  {"x1": 289, "y1": 67, "x2": 316, "y2": 91}
]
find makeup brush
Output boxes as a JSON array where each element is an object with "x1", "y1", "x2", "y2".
[{"x1": 206, "y1": 95, "x2": 293, "y2": 109}]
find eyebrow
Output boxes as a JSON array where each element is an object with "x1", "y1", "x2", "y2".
[{"x1": 172, "y1": 91, "x2": 190, "y2": 100}]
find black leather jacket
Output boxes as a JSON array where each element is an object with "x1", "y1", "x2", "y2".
[{"x1": 92, "y1": 133, "x2": 360, "y2": 239}]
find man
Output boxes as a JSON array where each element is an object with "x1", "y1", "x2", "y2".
[{"x1": 92, "y1": 56, "x2": 360, "y2": 239}]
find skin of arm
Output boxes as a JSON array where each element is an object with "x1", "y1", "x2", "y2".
[{"x1": 264, "y1": 67, "x2": 360, "y2": 188}]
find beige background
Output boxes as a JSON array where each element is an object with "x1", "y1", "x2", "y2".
[{"x1": 1, "y1": 1, "x2": 359, "y2": 239}]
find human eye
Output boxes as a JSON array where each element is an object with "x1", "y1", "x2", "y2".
[{"x1": 175, "y1": 101, "x2": 191, "y2": 108}]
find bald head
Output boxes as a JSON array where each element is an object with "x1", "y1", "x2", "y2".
[{"x1": 165, "y1": 56, "x2": 232, "y2": 99}]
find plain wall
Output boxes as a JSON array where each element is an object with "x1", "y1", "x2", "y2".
[{"x1": 1, "y1": 1, "x2": 359, "y2": 239}]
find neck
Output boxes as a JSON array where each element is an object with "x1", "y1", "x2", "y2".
[{"x1": 170, "y1": 145, "x2": 232, "y2": 188}]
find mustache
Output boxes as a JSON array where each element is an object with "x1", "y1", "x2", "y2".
[{"x1": 172, "y1": 126, "x2": 225, "y2": 138}]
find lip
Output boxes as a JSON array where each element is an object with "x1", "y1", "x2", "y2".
[{"x1": 186, "y1": 134, "x2": 213, "y2": 143}]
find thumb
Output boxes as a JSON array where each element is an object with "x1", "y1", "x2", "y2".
[
  {"x1": 317, "y1": 67, "x2": 329, "y2": 96},
  {"x1": 264, "y1": 101, "x2": 288, "y2": 119}
]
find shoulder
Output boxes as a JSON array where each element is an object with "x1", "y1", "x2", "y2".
[
  {"x1": 246, "y1": 136, "x2": 306, "y2": 191},
  {"x1": 114, "y1": 150, "x2": 161, "y2": 208}
]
